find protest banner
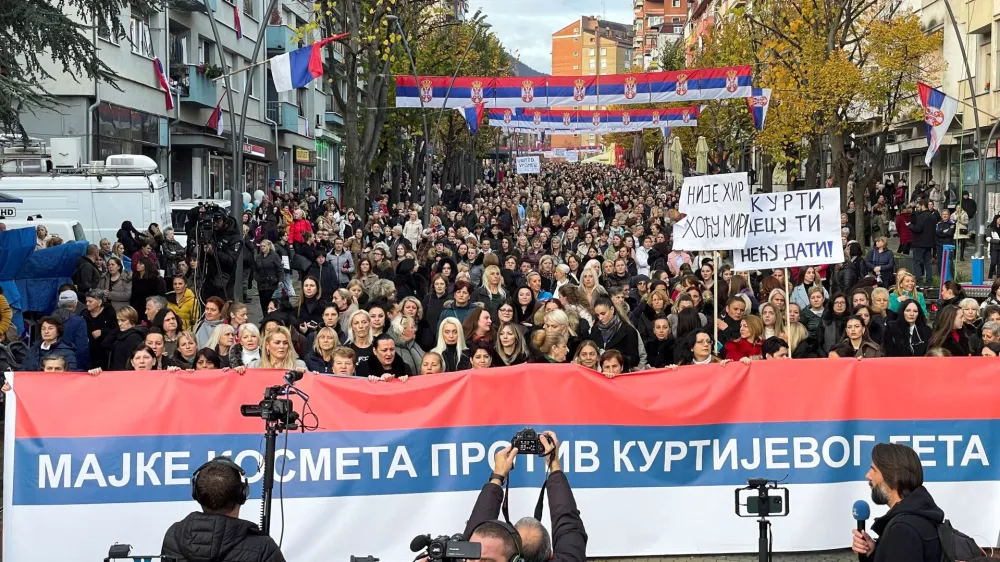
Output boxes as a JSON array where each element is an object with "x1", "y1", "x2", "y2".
[
  {"x1": 671, "y1": 172, "x2": 751, "y2": 251},
  {"x1": 516, "y1": 155, "x2": 541, "y2": 174},
  {"x1": 552, "y1": 148, "x2": 567, "y2": 158},
  {"x1": 566, "y1": 151, "x2": 579, "y2": 162},
  {"x1": 733, "y1": 188, "x2": 844, "y2": 271},
  {"x1": 7, "y1": 362, "x2": 1000, "y2": 561}
]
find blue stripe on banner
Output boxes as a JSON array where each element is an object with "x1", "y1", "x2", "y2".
[
  {"x1": 13, "y1": 420, "x2": 996, "y2": 506},
  {"x1": 699, "y1": 76, "x2": 753, "y2": 89}
]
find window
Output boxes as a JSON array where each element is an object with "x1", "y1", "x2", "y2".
[
  {"x1": 243, "y1": 0, "x2": 255, "y2": 18},
  {"x1": 129, "y1": 10, "x2": 155, "y2": 58},
  {"x1": 573, "y1": 27, "x2": 580, "y2": 33},
  {"x1": 573, "y1": 37, "x2": 579, "y2": 42},
  {"x1": 673, "y1": 0, "x2": 681, "y2": 6},
  {"x1": 169, "y1": 34, "x2": 189, "y2": 64},
  {"x1": 589, "y1": 48, "x2": 595, "y2": 55},
  {"x1": 601, "y1": 60, "x2": 607, "y2": 68},
  {"x1": 199, "y1": 39, "x2": 215, "y2": 65},
  {"x1": 247, "y1": 59, "x2": 257, "y2": 97},
  {"x1": 573, "y1": 51, "x2": 579, "y2": 56},
  {"x1": 600, "y1": 47, "x2": 607, "y2": 55},
  {"x1": 228, "y1": 53, "x2": 240, "y2": 92},
  {"x1": 572, "y1": 65, "x2": 580, "y2": 70},
  {"x1": 673, "y1": 17, "x2": 681, "y2": 22},
  {"x1": 589, "y1": 60, "x2": 596, "y2": 69},
  {"x1": 98, "y1": 15, "x2": 119, "y2": 44}
]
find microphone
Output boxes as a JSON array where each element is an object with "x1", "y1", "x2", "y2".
[
  {"x1": 410, "y1": 534, "x2": 431, "y2": 553},
  {"x1": 852, "y1": 499, "x2": 870, "y2": 532}
]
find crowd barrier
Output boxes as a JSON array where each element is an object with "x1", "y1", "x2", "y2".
[{"x1": 5, "y1": 359, "x2": 1000, "y2": 561}]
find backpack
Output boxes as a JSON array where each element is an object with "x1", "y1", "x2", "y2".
[{"x1": 937, "y1": 519, "x2": 984, "y2": 562}]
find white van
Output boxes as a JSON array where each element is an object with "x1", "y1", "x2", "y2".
[
  {"x1": 0, "y1": 154, "x2": 172, "y2": 243},
  {"x1": 0, "y1": 217, "x2": 85, "y2": 243}
]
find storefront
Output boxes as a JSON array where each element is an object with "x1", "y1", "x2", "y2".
[
  {"x1": 208, "y1": 137, "x2": 277, "y2": 199},
  {"x1": 293, "y1": 147, "x2": 316, "y2": 192},
  {"x1": 93, "y1": 103, "x2": 165, "y2": 161}
]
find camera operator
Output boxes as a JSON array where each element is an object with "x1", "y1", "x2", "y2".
[
  {"x1": 187, "y1": 205, "x2": 242, "y2": 301},
  {"x1": 463, "y1": 431, "x2": 587, "y2": 562},
  {"x1": 162, "y1": 456, "x2": 285, "y2": 562}
]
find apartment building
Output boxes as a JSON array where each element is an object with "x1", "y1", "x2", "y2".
[
  {"x1": 18, "y1": 0, "x2": 346, "y2": 202},
  {"x1": 633, "y1": 0, "x2": 688, "y2": 69}
]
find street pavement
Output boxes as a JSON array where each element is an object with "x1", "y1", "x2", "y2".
[{"x1": 593, "y1": 551, "x2": 854, "y2": 562}]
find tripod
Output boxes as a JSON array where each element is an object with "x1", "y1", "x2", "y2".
[{"x1": 240, "y1": 380, "x2": 306, "y2": 535}]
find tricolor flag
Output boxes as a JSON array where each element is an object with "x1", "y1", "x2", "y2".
[
  {"x1": 458, "y1": 103, "x2": 484, "y2": 135},
  {"x1": 746, "y1": 88, "x2": 771, "y2": 131},
  {"x1": 233, "y1": 2, "x2": 243, "y2": 39},
  {"x1": 207, "y1": 95, "x2": 224, "y2": 135},
  {"x1": 153, "y1": 57, "x2": 174, "y2": 111},
  {"x1": 271, "y1": 33, "x2": 349, "y2": 92},
  {"x1": 917, "y1": 82, "x2": 958, "y2": 167}
]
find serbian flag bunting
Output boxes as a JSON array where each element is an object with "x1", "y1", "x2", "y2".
[
  {"x1": 207, "y1": 94, "x2": 225, "y2": 135},
  {"x1": 271, "y1": 33, "x2": 349, "y2": 92},
  {"x1": 917, "y1": 82, "x2": 958, "y2": 167},
  {"x1": 153, "y1": 57, "x2": 174, "y2": 111}
]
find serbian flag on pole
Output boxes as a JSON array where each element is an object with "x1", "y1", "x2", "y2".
[
  {"x1": 153, "y1": 57, "x2": 174, "y2": 111},
  {"x1": 746, "y1": 88, "x2": 771, "y2": 131},
  {"x1": 271, "y1": 33, "x2": 349, "y2": 92},
  {"x1": 458, "y1": 103, "x2": 484, "y2": 135},
  {"x1": 917, "y1": 82, "x2": 958, "y2": 167},
  {"x1": 207, "y1": 97, "x2": 224, "y2": 135},
  {"x1": 233, "y1": 2, "x2": 243, "y2": 39}
]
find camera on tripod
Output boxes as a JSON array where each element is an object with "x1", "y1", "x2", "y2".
[
  {"x1": 735, "y1": 478, "x2": 789, "y2": 518},
  {"x1": 186, "y1": 203, "x2": 226, "y2": 248},
  {"x1": 240, "y1": 385, "x2": 299, "y2": 426}
]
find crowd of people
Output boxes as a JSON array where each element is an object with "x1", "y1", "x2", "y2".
[{"x1": 8, "y1": 163, "x2": 1000, "y2": 380}]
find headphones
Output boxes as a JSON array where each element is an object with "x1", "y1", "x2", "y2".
[
  {"x1": 472, "y1": 520, "x2": 523, "y2": 562},
  {"x1": 191, "y1": 456, "x2": 250, "y2": 506}
]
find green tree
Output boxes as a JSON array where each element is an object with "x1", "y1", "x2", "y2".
[
  {"x1": 658, "y1": 38, "x2": 685, "y2": 72},
  {"x1": 0, "y1": 0, "x2": 157, "y2": 138}
]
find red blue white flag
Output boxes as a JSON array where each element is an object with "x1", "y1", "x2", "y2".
[
  {"x1": 917, "y1": 82, "x2": 958, "y2": 167},
  {"x1": 746, "y1": 88, "x2": 771, "y2": 131},
  {"x1": 207, "y1": 96, "x2": 224, "y2": 135},
  {"x1": 271, "y1": 33, "x2": 349, "y2": 92},
  {"x1": 233, "y1": 2, "x2": 243, "y2": 39},
  {"x1": 153, "y1": 57, "x2": 174, "y2": 111}
]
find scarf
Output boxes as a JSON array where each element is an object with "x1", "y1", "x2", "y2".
[{"x1": 597, "y1": 314, "x2": 622, "y2": 346}]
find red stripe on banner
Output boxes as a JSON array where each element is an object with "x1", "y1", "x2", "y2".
[{"x1": 12, "y1": 358, "x2": 1000, "y2": 439}]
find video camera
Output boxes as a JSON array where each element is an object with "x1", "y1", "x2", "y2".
[
  {"x1": 240, "y1": 385, "x2": 300, "y2": 427},
  {"x1": 735, "y1": 477, "x2": 789, "y2": 518},
  {"x1": 186, "y1": 203, "x2": 228, "y2": 246},
  {"x1": 410, "y1": 534, "x2": 481, "y2": 562}
]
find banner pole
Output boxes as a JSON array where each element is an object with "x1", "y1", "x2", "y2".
[
  {"x1": 714, "y1": 251, "x2": 720, "y2": 354},
  {"x1": 784, "y1": 268, "x2": 791, "y2": 339}
]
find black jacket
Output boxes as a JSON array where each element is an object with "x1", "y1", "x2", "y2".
[
  {"x1": 73, "y1": 256, "x2": 102, "y2": 300},
  {"x1": 864, "y1": 486, "x2": 943, "y2": 562},
  {"x1": 908, "y1": 210, "x2": 937, "y2": 249},
  {"x1": 368, "y1": 354, "x2": 412, "y2": 378},
  {"x1": 882, "y1": 321, "x2": 930, "y2": 358},
  {"x1": 161, "y1": 512, "x2": 285, "y2": 562},
  {"x1": 104, "y1": 326, "x2": 146, "y2": 371},
  {"x1": 462, "y1": 471, "x2": 586, "y2": 562},
  {"x1": 254, "y1": 251, "x2": 284, "y2": 290},
  {"x1": 596, "y1": 322, "x2": 640, "y2": 371}
]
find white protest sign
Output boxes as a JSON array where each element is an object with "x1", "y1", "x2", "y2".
[
  {"x1": 733, "y1": 188, "x2": 845, "y2": 270},
  {"x1": 566, "y1": 151, "x2": 579, "y2": 162},
  {"x1": 671, "y1": 172, "x2": 751, "y2": 251},
  {"x1": 516, "y1": 156, "x2": 541, "y2": 174},
  {"x1": 552, "y1": 148, "x2": 567, "y2": 158}
]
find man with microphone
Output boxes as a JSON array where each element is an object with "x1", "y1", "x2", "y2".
[
  {"x1": 852, "y1": 443, "x2": 944, "y2": 561},
  {"x1": 462, "y1": 430, "x2": 587, "y2": 562}
]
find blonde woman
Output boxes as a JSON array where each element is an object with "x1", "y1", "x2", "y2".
[
  {"x1": 888, "y1": 271, "x2": 927, "y2": 314},
  {"x1": 759, "y1": 302, "x2": 785, "y2": 340},
  {"x1": 432, "y1": 317, "x2": 471, "y2": 372},
  {"x1": 171, "y1": 330, "x2": 199, "y2": 369},
  {"x1": 473, "y1": 264, "x2": 506, "y2": 311},
  {"x1": 248, "y1": 326, "x2": 306, "y2": 371},
  {"x1": 204, "y1": 324, "x2": 236, "y2": 367},
  {"x1": 229, "y1": 323, "x2": 262, "y2": 369},
  {"x1": 495, "y1": 322, "x2": 529, "y2": 366},
  {"x1": 785, "y1": 322, "x2": 813, "y2": 358},
  {"x1": 305, "y1": 327, "x2": 339, "y2": 374},
  {"x1": 346, "y1": 309, "x2": 374, "y2": 377},
  {"x1": 580, "y1": 267, "x2": 606, "y2": 306}
]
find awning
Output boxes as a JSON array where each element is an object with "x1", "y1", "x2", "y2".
[{"x1": 171, "y1": 132, "x2": 277, "y2": 162}]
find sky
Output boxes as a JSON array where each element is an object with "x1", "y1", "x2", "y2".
[{"x1": 473, "y1": 0, "x2": 634, "y2": 75}]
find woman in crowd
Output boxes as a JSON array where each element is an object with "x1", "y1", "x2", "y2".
[
  {"x1": 469, "y1": 342, "x2": 494, "y2": 369},
  {"x1": 572, "y1": 340, "x2": 602, "y2": 371},
  {"x1": 530, "y1": 329, "x2": 570, "y2": 364},
  {"x1": 463, "y1": 307, "x2": 495, "y2": 349},
  {"x1": 723, "y1": 315, "x2": 764, "y2": 361},
  {"x1": 296, "y1": 277, "x2": 326, "y2": 336},
  {"x1": 346, "y1": 309, "x2": 374, "y2": 377},
  {"x1": 495, "y1": 322, "x2": 529, "y2": 366},
  {"x1": 474, "y1": 265, "x2": 507, "y2": 312},
  {"x1": 23, "y1": 316, "x2": 79, "y2": 371},
  {"x1": 820, "y1": 293, "x2": 849, "y2": 355},
  {"x1": 420, "y1": 352, "x2": 444, "y2": 375},
  {"x1": 229, "y1": 323, "x2": 262, "y2": 369},
  {"x1": 888, "y1": 271, "x2": 927, "y2": 314},
  {"x1": 250, "y1": 326, "x2": 307, "y2": 371},
  {"x1": 790, "y1": 266, "x2": 827, "y2": 309},
  {"x1": 99, "y1": 257, "x2": 132, "y2": 312},
  {"x1": 82, "y1": 289, "x2": 117, "y2": 370},
  {"x1": 205, "y1": 324, "x2": 236, "y2": 368},
  {"x1": 167, "y1": 275, "x2": 199, "y2": 331},
  {"x1": 592, "y1": 295, "x2": 640, "y2": 371},
  {"x1": 254, "y1": 240, "x2": 284, "y2": 316},
  {"x1": 130, "y1": 257, "x2": 165, "y2": 324},
  {"x1": 928, "y1": 305, "x2": 971, "y2": 357},
  {"x1": 675, "y1": 329, "x2": 723, "y2": 366},
  {"x1": 433, "y1": 317, "x2": 471, "y2": 372},
  {"x1": 829, "y1": 315, "x2": 882, "y2": 359},
  {"x1": 105, "y1": 306, "x2": 145, "y2": 371},
  {"x1": 305, "y1": 327, "x2": 339, "y2": 374},
  {"x1": 172, "y1": 331, "x2": 199, "y2": 369},
  {"x1": 759, "y1": 303, "x2": 785, "y2": 341},
  {"x1": 390, "y1": 315, "x2": 424, "y2": 375},
  {"x1": 195, "y1": 297, "x2": 226, "y2": 348},
  {"x1": 882, "y1": 300, "x2": 931, "y2": 358}
]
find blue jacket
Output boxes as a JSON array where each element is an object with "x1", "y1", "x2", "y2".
[
  {"x1": 61, "y1": 315, "x2": 91, "y2": 370},
  {"x1": 23, "y1": 338, "x2": 79, "y2": 371},
  {"x1": 864, "y1": 248, "x2": 896, "y2": 285}
]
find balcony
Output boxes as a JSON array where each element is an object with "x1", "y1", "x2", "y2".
[
  {"x1": 266, "y1": 25, "x2": 299, "y2": 53},
  {"x1": 168, "y1": 0, "x2": 216, "y2": 12},
  {"x1": 267, "y1": 101, "x2": 300, "y2": 133},
  {"x1": 325, "y1": 111, "x2": 344, "y2": 127},
  {"x1": 174, "y1": 64, "x2": 219, "y2": 108}
]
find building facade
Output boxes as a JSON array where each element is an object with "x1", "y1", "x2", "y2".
[
  {"x1": 18, "y1": 0, "x2": 345, "y2": 203},
  {"x1": 633, "y1": 0, "x2": 688, "y2": 69},
  {"x1": 551, "y1": 16, "x2": 635, "y2": 149}
]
